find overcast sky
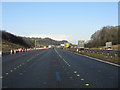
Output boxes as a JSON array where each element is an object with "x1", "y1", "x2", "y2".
[{"x1": 2, "y1": 2, "x2": 118, "y2": 44}]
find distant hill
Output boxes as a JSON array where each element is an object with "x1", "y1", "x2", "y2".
[
  {"x1": 1, "y1": 30, "x2": 68, "y2": 52},
  {"x1": 30, "y1": 37, "x2": 68, "y2": 46},
  {"x1": 1, "y1": 31, "x2": 34, "y2": 48}
]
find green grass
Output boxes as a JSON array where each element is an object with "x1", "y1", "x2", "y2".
[
  {"x1": 90, "y1": 44, "x2": 120, "y2": 50},
  {"x1": 63, "y1": 48, "x2": 120, "y2": 65}
]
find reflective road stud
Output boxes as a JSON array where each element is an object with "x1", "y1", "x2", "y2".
[
  {"x1": 10, "y1": 70, "x2": 13, "y2": 72},
  {"x1": 85, "y1": 83, "x2": 90, "y2": 86},
  {"x1": 77, "y1": 74, "x2": 80, "y2": 77},
  {"x1": 74, "y1": 71, "x2": 77, "y2": 73},
  {"x1": 81, "y1": 78, "x2": 84, "y2": 80},
  {"x1": 6, "y1": 73, "x2": 9, "y2": 75}
]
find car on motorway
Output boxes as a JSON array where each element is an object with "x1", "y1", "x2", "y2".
[{"x1": 79, "y1": 48, "x2": 84, "y2": 50}]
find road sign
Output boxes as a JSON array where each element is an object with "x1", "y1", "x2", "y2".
[{"x1": 78, "y1": 40, "x2": 85, "y2": 48}]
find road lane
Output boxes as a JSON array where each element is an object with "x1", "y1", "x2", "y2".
[
  {"x1": 2, "y1": 48, "x2": 119, "y2": 88},
  {"x1": 2, "y1": 49, "x2": 47, "y2": 75},
  {"x1": 56, "y1": 48, "x2": 119, "y2": 88}
]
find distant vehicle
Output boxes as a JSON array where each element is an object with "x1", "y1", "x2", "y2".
[
  {"x1": 65, "y1": 43, "x2": 70, "y2": 48},
  {"x1": 60, "y1": 44, "x2": 65, "y2": 47},
  {"x1": 106, "y1": 42, "x2": 112, "y2": 49},
  {"x1": 79, "y1": 48, "x2": 84, "y2": 50},
  {"x1": 48, "y1": 45, "x2": 52, "y2": 48},
  {"x1": 44, "y1": 46, "x2": 46, "y2": 48}
]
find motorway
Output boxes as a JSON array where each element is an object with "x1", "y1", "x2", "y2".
[{"x1": 2, "y1": 48, "x2": 119, "y2": 88}]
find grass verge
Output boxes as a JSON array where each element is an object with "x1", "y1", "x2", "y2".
[{"x1": 63, "y1": 48, "x2": 120, "y2": 65}]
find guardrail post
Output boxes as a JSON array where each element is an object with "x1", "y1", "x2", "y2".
[
  {"x1": 115, "y1": 54, "x2": 118, "y2": 57},
  {"x1": 77, "y1": 49, "x2": 79, "y2": 52}
]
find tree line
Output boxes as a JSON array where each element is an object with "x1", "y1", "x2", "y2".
[
  {"x1": 1, "y1": 30, "x2": 68, "y2": 48},
  {"x1": 85, "y1": 26, "x2": 119, "y2": 48},
  {"x1": 1, "y1": 30, "x2": 34, "y2": 48}
]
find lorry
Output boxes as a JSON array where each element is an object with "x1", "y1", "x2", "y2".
[
  {"x1": 65, "y1": 43, "x2": 70, "y2": 48},
  {"x1": 106, "y1": 42, "x2": 112, "y2": 50}
]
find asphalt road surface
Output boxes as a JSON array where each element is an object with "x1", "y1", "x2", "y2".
[{"x1": 2, "y1": 48, "x2": 119, "y2": 88}]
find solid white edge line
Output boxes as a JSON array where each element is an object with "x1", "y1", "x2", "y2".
[{"x1": 65, "y1": 50, "x2": 120, "y2": 67}]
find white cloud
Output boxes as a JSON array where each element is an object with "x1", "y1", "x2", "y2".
[{"x1": 27, "y1": 34, "x2": 78, "y2": 44}]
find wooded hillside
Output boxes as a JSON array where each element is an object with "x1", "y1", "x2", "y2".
[{"x1": 85, "y1": 26, "x2": 119, "y2": 48}]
